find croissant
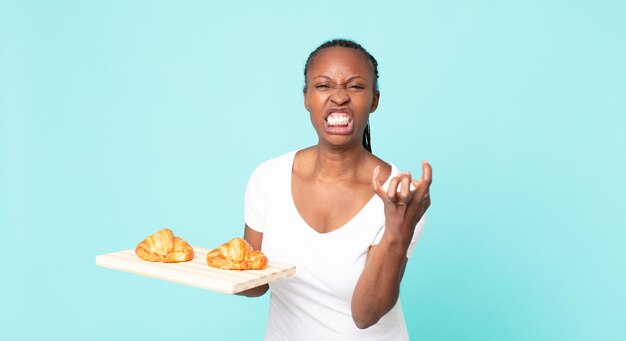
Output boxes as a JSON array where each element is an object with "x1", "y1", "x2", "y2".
[
  {"x1": 206, "y1": 238, "x2": 268, "y2": 270},
  {"x1": 135, "y1": 228, "x2": 194, "y2": 263}
]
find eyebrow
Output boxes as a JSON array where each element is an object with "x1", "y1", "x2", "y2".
[{"x1": 312, "y1": 75, "x2": 368, "y2": 82}]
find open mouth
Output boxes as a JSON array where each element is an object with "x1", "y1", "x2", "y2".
[
  {"x1": 323, "y1": 108, "x2": 354, "y2": 135},
  {"x1": 326, "y1": 112, "x2": 353, "y2": 127}
]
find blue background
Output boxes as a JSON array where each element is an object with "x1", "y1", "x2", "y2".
[{"x1": 1, "y1": 1, "x2": 624, "y2": 340}]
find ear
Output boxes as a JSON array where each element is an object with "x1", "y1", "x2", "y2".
[
  {"x1": 303, "y1": 88, "x2": 310, "y2": 111},
  {"x1": 370, "y1": 90, "x2": 380, "y2": 113}
]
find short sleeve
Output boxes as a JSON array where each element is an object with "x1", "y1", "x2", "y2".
[
  {"x1": 372, "y1": 214, "x2": 426, "y2": 258},
  {"x1": 244, "y1": 164, "x2": 267, "y2": 233}
]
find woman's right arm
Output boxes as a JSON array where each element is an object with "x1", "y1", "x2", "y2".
[{"x1": 236, "y1": 225, "x2": 269, "y2": 297}]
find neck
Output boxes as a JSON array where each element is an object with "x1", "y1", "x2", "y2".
[{"x1": 311, "y1": 143, "x2": 368, "y2": 181}]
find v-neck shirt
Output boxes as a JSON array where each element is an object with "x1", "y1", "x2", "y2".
[{"x1": 244, "y1": 150, "x2": 425, "y2": 341}]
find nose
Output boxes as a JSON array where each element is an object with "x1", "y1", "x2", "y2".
[{"x1": 330, "y1": 87, "x2": 350, "y2": 105}]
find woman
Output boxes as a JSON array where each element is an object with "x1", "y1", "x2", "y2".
[{"x1": 240, "y1": 39, "x2": 432, "y2": 340}]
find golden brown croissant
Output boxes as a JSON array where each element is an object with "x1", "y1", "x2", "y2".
[
  {"x1": 206, "y1": 238, "x2": 267, "y2": 270},
  {"x1": 135, "y1": 228, "x2": 194, "y2": 263}
]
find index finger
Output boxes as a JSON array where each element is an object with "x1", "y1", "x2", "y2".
[{"x1": 371, "y1": 165, "x2": 386, "y2": 198}]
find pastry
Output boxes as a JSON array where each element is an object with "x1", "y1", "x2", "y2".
[
  {"x1": 135, "y1": 228, "x2": 194, "y2": 262},
  {"x1": 206, "y1": 237, "x2": 268, "y2": 270}
]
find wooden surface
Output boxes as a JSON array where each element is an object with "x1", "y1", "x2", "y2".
[{"x1": 96, "y1": 246, "x2": 295, "y2": 294}]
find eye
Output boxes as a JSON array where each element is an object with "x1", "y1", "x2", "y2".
[
  {"x1": 315, "y1": 84, "x2": 330, "y2": 90},
  {"x1": 349, "y1": 84, "x2": 365, "y2": 90}
]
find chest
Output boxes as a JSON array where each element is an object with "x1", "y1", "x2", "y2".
[
  {"x1": 260, "y1": 161, "x2": 387, "y2": 301},
  {"x1": 291, "y1": 176, "x2": 374, "y2": 233}
]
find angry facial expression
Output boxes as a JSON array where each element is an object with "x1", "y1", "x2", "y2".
[{"x1": 304, "y1": 47, "x2": 380, "y2": 149}]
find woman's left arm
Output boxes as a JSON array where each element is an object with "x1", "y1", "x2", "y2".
[{"x1": 351, "y1": 161, "x2": 432, "y2": 329}]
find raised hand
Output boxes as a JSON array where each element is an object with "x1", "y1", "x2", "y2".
[{"x1": 371, "y1": 161, "x2": 432, "y2": 246}]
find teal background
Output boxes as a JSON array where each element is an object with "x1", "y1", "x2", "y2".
[{"x1": 1, "y1": 0, "x2": 624, "y2": 340}]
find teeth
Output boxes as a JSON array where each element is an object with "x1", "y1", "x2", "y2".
[{"x1": 327, "y1": 113, "x2": 351, "y2": 126}]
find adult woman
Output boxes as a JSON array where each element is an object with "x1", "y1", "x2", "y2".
[{"x1": 241, "y1": 39, "x2": 432, "y2": 340}]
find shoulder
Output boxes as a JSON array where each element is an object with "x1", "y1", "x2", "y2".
[
  {"x1": 249, "y1": 150, "x2": 297, "y2": 180},
  {"x1": 292, "y1": 146, "x2": 318, "y2": 177}
]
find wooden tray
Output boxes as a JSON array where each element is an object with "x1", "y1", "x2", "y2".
[{"x1": 96, "y1": 246, "x2": 295, "y2": 294}]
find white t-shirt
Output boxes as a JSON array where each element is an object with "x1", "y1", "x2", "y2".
[{"x1": 244, "y1": 151, "x2": 425, "y2": 341}]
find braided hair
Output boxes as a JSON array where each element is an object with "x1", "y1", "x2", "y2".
[{"x1": 303, "y1": 39, "x2": 379, "y2": 153}]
